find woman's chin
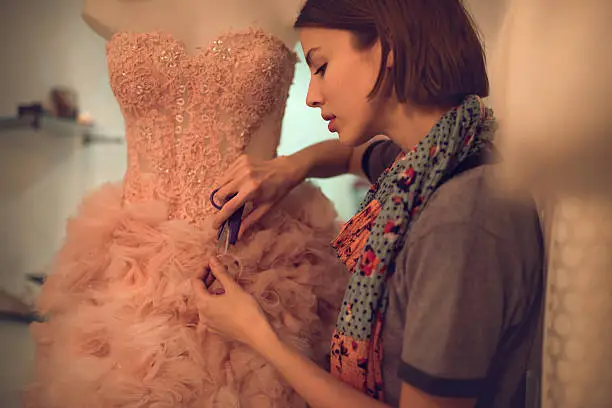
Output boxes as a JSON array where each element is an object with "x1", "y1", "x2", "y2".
[
  {"x1": 336, "y1": 130, "x2": 365, "y2": 147},
  {"x1": 335, "y1": 132, "x2": 351, "y2": 146}
]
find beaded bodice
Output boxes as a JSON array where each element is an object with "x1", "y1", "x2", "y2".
[{"x1": 106, "y1": 29, "x2": 296, "y2": 225}]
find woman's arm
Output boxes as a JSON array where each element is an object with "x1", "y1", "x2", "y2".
[
  {"x1": 291, "y1": 139, "x2": 354, "y2": 179},
  {"x1": 251, "y1": 326, "x2": 388, "y2": 408},
  {"x1": 211, "y1": 137, "x2": 384, "y2": 231},
  {"x1": 292, "y1": 137, "x2": 381, "y2": 179}
]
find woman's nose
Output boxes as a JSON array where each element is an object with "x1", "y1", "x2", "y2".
[{"x1": 306, "y1": 83, "x2": 323, "y2": 108}]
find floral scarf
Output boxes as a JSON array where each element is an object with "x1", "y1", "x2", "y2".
[{"x1": 330, "y1": 95, "x2": 496, "y2": 400}]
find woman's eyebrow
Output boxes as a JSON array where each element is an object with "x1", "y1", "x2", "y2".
[{"x1": 305, "y1": 47, "x2": 321, "y2": 67}]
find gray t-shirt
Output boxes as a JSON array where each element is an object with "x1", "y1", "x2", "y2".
[{"x1": 362, "y1": 141, "x2": 544, "y2": 407}]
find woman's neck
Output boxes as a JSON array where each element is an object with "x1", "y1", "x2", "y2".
[{"x1": 382, "y1": 102, "x2": 448, "y2": 152}]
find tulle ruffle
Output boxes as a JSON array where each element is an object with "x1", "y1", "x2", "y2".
[{"x1": 25, "y1": 182, "x2": 347, "y2": 408}]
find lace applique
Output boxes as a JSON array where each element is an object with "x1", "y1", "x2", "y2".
[{"x1": 106, "y1": 29, "x2": 297, "y2": 225}]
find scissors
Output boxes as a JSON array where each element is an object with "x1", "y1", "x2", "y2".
[{"x1": 210, "y1": 188, "x2": 244, "y2": 254}]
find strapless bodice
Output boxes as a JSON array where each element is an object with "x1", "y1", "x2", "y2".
[{"x1": 106, "y1": 29, "x2": 296, "y2": 225}]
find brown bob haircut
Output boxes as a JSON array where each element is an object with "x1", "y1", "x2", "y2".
[{"x1": 294, "y1": 0, "x2": 489, "y2": 107}]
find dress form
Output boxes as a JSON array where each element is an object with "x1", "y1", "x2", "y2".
[
  {"x1": 82, "y1": 0, "x2": 306, "y2": 160},
  {"x1": 492, "y1": 1, "x2": 612, "y2": 407}
]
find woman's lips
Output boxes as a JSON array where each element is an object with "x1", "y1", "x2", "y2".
[{"x1": 327, "y1": 118, "x2": 337, "y2": 133}]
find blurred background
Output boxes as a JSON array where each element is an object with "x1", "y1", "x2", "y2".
[{"x1": 0, "y1": 0, "x2": 506, "y2": 406}]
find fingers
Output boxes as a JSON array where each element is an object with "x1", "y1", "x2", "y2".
[
  {"x1": 191, "y1": 277, "x2": 210, "y2": 299},
  {"x1": 239, "y1": 202, "x2": 273, "y2": 238},
  {"x1": 191, "y1": 259, "x2": 229, "y2": 300},
  {"x1": 208, "y1": 256, "x2": 236, "y2": 290},
  {"x1": 212, "y1": 178, "x2": 242, "y2": 206},
  {"x1": 204, "y1": 268, "x2": 216, "y2": 288},
  {"x1": 195, "y1": 265, "x2": 217, "y2": 288},
  {"x1": 214, "y1": 155, "x2": 256, "y2": 199},
  {"x1": 215, "y1": 155, "x2": 249, "y2": 188},
  {"x1": 212, "y1": 192, "x2": 249, "y2": 229}
]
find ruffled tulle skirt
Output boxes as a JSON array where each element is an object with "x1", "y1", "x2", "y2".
[{"x1": 24, "y1": 182, "x2": 347, "y2": 408}]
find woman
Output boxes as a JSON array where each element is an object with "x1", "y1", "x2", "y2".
[{"x1": 194, "y1": 0, "x2": 544, "y2": 407}]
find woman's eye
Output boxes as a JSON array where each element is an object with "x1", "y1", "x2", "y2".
[{"x1": 314, "y1": 63, "x2": 328, "y2": 77}]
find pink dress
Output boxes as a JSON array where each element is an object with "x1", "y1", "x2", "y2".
[{"x1": 25, "y1": 29, "x2": 347, "y2": 408}]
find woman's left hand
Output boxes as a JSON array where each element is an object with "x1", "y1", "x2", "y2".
[
  {"x1": 192, "y1": 256, "x2": 274, "y2": 348},
  {"x1": 193, "y1": 261, "x2": 390, "y2": 408}
]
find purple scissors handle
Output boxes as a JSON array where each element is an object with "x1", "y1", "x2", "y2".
[{"x1": 210, "y1": 188, "x2": 244, "y2": 247}]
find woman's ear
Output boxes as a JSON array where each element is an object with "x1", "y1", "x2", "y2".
[
  {"x1": 386, "y1": 47, "x2": 394, "y2": 68},
  {"x1": 375, "y1": 39, "x2": 394, "y2": 68}
]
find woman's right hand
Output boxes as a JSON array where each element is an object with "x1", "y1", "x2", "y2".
[{"x1": 211, "y1": 154, "x2": 309, "y2": 236}]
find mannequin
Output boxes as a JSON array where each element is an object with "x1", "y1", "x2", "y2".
[
  {"x1": 492, "y1": 0, "x2": 612, "y2": 407},
  {"x1": 26, "y1": 0, "x2": 348, "y2": 407},
  {"x1": 82, "y1": 0, "x2": 305, "y2": 160},
  {"x1": 82, "y1": 0, "x2": 302, "y2": 48}
]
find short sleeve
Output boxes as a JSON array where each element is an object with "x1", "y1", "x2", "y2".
[
  {"x1": 362, "y1": 140, "x2": 402, "y2": 182},
  {"x1": 398, "y1": 223, "x2": 512, "y2": 398}
]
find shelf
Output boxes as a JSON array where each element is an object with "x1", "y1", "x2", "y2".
[
  {"x1": 0, "y1": 112, "x2": 123, "y2": 146},
  {"x1": 26, "y1": 273, "x2": 46, "y2": 286},
  {"x1": 0, "y1": 311, "x2": 42, "y2": 324},
  {"x1": 0, "y1": 289, "x2": 42, "y2": 324}
]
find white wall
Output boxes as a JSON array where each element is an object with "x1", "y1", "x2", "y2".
[
  {"x1": 465, "y1": 0, "x2": 508, "y2": 58},
  {"x1": 0, "y1": 0, "x2": 126, "y2": 300}
]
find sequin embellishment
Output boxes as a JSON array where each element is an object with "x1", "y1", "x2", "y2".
[{"x1": 106, "y1": 29, "x2": 296, "y2": 225}]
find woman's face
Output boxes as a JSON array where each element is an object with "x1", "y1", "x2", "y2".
[{"x1": 299, "y1": 28, "x2": 389, "y2": 146}]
